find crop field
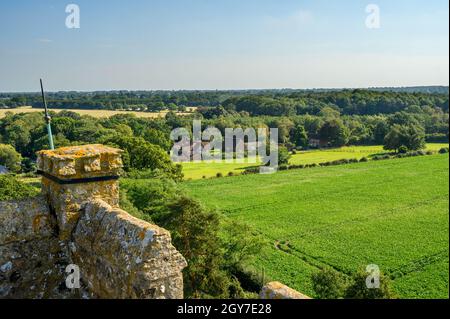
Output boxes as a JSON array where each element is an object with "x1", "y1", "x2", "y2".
[
  {"x1": 0, "y1": 106, "x2": 195, "y2": 119},
  {"x1": 181, "y1": 144, "x2": 449, "y2": 180},
  {"x1": 184, "y1": 154, "x2": 449, "y2": 298},
  {"x1": 181, "y1": 157, "x2": 262, "y2": 180}
]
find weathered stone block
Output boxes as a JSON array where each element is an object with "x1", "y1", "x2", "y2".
[
  {"x1": 0, "y1": 196, "x2": 55, "y2": 244},
  {"x1": 260, "y1": 282, "x2": 312, "y2": 299}
]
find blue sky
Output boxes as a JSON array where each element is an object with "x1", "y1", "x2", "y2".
[{"x1": 0, "y1": 0, "x2": 448, "y2": 91}]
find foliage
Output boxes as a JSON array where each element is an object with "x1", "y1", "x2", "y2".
[
  {"x1": 384, "y1": 124, "x2": 426, "y2": 152},
  {"x1": 291, "y1": 124, "x2": 309, "y2": 148},
  {"x1": 0, "y1": 143, "x2": 22, "y2": 172},
  {"x1": 312, "y1": 267, "x2": 397, "y2": 299},
  {"x1": 312, "y1": 267, "x2": 348, "y2": 299},
  {"x1": 103, "y1": 135, "x2": 183, "y2": 181},
  {"x1": 398, "y1": 145, "x2": 409, "y2": 154},
  {"x1": 278, "y1": 146, "x2": 291, "y2": 165},
  {"x1": 0, "y1": 175, "x2": 39, "y2": 201},
  {"x1": 345, "y1": 269, "x2": 397, "y2": 299},
  {"x1": 319, "y1": 118, "x2": 350, "y2": 147}
]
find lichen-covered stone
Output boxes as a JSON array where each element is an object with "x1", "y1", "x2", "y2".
[
  {"x1": 36, "y1": 144, "x2": 123, "y2": 179},
  {"x1": 0, "y1": 197, "x2": 77, "y2": 299},
  {"x1": 260, "y1": 282, "x2": 312, "y2": 299},
  {"x1": 72, "y1": 199, "x2": 187, "y2": 299},
  {"x1": 0, "y1": 196, "x2": 55, "y2": 244},
  {"x1": 38, "y1": 144, "x2": 123, "y2": 240},
  {"x1": 0, "y1": 238, "x2": 78, "y2": 299}
]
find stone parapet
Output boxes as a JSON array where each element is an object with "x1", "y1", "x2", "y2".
[{"x1": 72, "y1": 199, "x2": 187, "y2": 299}]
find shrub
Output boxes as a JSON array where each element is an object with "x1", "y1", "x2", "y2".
[
  {"x1": 398, "y1": 145, "x2": 408, "y2": 154},
  {"x1": 216, "y1": 172, "x2": 223, "y2": 178},
  {"x1": 359, "y1": 157, "x2": 369, "y2": 162},
  {"x1": 124, "y1": 187, "x2": 262, "y2": 299},
  {"x1": 279, "y1": 164, "x2": 289, "y2": 171},
  {"x1": 227, "y1": 172, "x2": 234, "y2": 177},
  {"x1": 439, "y1": 147, "x2": 449, "y2": 154},
  {"x1": 312, "y1": 267, "x2": 397, "y2": 299},
  {"x1": 243, "y1": 167, "x2": 258, "y2": 175},
  {"x1": 278, "y1": 146, "x2": 291, "y2": 165},
  {"x1": 312, "y1": 267, "x2": 348, "y2": 299},
  {"x1": 0, "y1": 144, "x2": 23, "y2": 173},
  {"x1": 345, "y1": 269, "x2": 397, "y2": 299},
  {"x1": 417, "y1": 150, "x2": 426, "y2": 156},
  {"x1": 426, "y1": 150, "x2": 434, "y2": 156}
]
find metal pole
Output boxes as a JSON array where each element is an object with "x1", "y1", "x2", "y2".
[{"x1": 40, "y1": 79, "x2": 55, "y2": 150}]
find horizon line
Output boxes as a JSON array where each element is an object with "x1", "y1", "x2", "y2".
[{"x1": 1, "y1": 84, "x2": 449, "y2": 94}]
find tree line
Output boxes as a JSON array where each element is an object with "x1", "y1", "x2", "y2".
[{"x1": 1, "y1": 89, "x2": 448, "y2": 115}]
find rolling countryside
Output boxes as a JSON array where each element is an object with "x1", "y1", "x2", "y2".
[{"x1": 184, "y1": 154, "x2": 450, "y2": 298}]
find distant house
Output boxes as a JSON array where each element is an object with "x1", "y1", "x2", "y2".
[
  {"x1": 308, "y1": 137, "x2": 328, "y2": 148},
  {"x1": 0, "y1": 165, "x2": 9, "y2": 175}
]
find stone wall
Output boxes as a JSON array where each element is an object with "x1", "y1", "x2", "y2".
[
  {"x1": 0, "y1": 144, "x2": 186, "y2": 299},
  {"x1": 0, "y1": 196, "x2": 72, "y2": 299},
  {"x1": 72, "y1": 200, "x2": 186, "y2": 299}
]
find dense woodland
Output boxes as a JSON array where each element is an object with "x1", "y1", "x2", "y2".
[{"x1": 1, "y1": 87, "x2": 448, "y2": 114}]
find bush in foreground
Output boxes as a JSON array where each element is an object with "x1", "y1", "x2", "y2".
[
  {"x1": 312, "y1": 267, "x2": 348, "y2": 299},
  {"x1": 345, "y1": 269, "x2": 397, "y2": 299},
  {"x1": 312, "y1": 267, "x2": 397, "y2": 299}
]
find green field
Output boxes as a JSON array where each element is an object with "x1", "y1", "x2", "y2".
[
  {"x1": 181, "y1": 144, "x2": 449, "y2": 180},
  {"x1": 184, "y1": 154, "x2": 450, "y2": 298},
  {"x1": 181, "y1": 157, "x2": 262, "y2": 180}
]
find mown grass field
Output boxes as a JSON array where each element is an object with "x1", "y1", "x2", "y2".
[
  {"x1": 181, "y1": 144, "x2": 449, "y2": 180},
  {"x1": 184, "y1": 154, "x2": 449, "y2": 298},
  {"x1": 0, "y1": 106, "x2": 195, "y2": 119}
]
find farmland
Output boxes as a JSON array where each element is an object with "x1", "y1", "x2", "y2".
[
  {"x1": 0, "y1": 106, "x2": 195, "y2": 119},
  {"x1": 181, "y1": 144, "x2": 449, "y2": 180},
  {"x1": 184, "y1": 154, "x2": 449, "y2": 298}
]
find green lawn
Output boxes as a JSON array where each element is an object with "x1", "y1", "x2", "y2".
[
  {"x1": 184, "y1": 154, "x2": 449, "y2": 298},
  {"x1": 181, "y1": 144, "x2": 448, "y2": 180}
]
